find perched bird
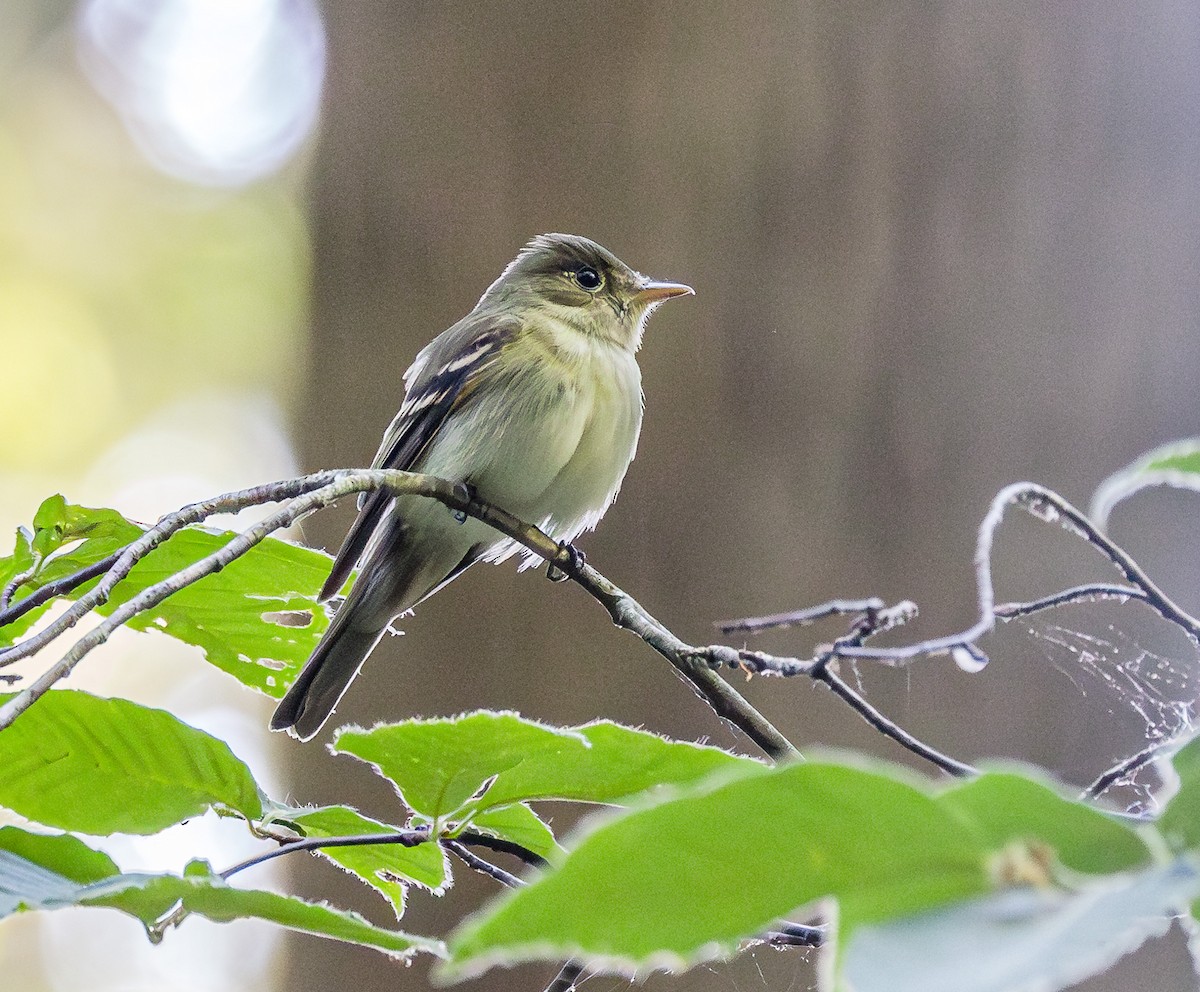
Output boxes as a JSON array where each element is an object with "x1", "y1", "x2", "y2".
[{"x1": 271, "y1": 234, "x2": 693, "y2": 739}]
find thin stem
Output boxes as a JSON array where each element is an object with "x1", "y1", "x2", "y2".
[
  {"x1": 765, "y1": 922, "x2": 825, "y2": 947},
  {"x1": 1084, "y1": 740, "x2": 1175, "y2": 800},
  {"x1": 457, "y1": 830, "x2": 548, "y2": 868},
  {"x1": 0, "y1": 562, "x2": 39, "y2": 611},
  {"x1": 544, "y1": 962, "x2": 586, "y2": 992},
  {"x1": 0, "y1": 551, "x2": 124, "y2": 630},
  {"x1": 813, "y1": 665, "x2": 976, "y2": 777},
  {"x1": 716, "y1": 598, "x2": 886, "y2": 635},
  {"x1": 220, "y1": 828, "x2": 430, "y2": 880},
  {"x1": 443, "y1": 839, "x2": 523, "y2": 889},
  {"x1": 994, "y1": 583, "x2": 1147, "y2": 621}
]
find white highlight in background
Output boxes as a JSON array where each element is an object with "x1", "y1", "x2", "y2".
[{"x1": 77, "y1": 0, "x2": 325, "y2": 186}]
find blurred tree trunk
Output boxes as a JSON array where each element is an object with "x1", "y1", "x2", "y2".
[{"x1": 291, "y1": 4, "x2": 1200, "y2": 990}]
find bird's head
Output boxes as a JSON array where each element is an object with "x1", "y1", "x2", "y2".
[{"x1": 483, "y1": 233, "x2": 693, "y2": 349}]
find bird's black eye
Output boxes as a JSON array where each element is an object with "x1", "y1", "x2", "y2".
[{"x1": 574, "y1": 266, "x2": 602, "y2": 291}]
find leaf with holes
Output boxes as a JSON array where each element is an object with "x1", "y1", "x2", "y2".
[{"x1": 0, "y1": 498, "x2": 336, "y2": 695}]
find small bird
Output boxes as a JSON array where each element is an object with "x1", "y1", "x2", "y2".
[{"x1": 271, "y1": 234, "x2": 693, "y2": 739}]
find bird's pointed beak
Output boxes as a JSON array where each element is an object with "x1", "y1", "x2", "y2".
[{"x1": 633, "y1": 279, "x2": 695, "y2": 306}]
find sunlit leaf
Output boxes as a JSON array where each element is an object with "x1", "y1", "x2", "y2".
[
  {"x1": 843, "y1": 860, "x2": 1200, "y2": 992},
  {"x1": 0, "y1": 826, "x2": 119, "y2": 885},
  {"x1": 1158, "y1": 736, "x2": 1200, "y2": 854},
  {"x1": 286, "y1": 805, "x2": 448, "y2": 917},
  {"x1": 0, "y1": 499, "x2": 335, "y2": 696},
  {"x1": 333, "y1": 711, "x2": 759, "y2": 821},
  {"x1": 0, "y1": 495, "x2": 142, "y2": 646},
  {"x1": 468, "y1": 804, "x2": 561, "y2": 862},
  {"x1": 936, "y1": 771, "x2": 1151, "y2": 874},
  {"x1": 0, "y1": 690, "x2": 262, "y2": 833},
  {"x1": 444, "y1": 760, "x2": 989, "y2": 981},
  {"x1": 1091, "y1": 439, "x2": 1200, "y2": 529},
  {"x1": 0, "y1": 827, "x2": 120, "y2": 916},
  {"x1": 0, "y1": 845, "x2": 443, "y2": 960}
]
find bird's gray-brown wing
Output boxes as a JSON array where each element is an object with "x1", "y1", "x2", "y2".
[{"x1": 319, "y1": 315, "x2": 518, "y2": 600}]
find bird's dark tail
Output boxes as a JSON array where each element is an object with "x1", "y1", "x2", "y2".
[{"x1": 270, "y1": 596, "x2": 388, "y2": 741}]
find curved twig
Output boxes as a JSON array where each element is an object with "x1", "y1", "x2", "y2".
[
  {"x1": 831, "y1": 483, "x2": 1200, "y2": 664},
  {"x1": 221, "y1": 828, "x2": 431, "y2": 880}
]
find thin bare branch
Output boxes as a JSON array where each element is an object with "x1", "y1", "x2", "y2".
[
  {"x1": 0, "y1": 563, "x2": 39, "y2": 611},
  {"x1": 1084, "y1": 740, "x2": 1177, "y2": 801},
  {"x1": 994, "y1": 583, "x2": 1148, "y2": 621},
  {"x1": 813, "y1": 664, "x2": 975, "y2": 777},
  {"x1": 829, "y1": 483, "x2": 1200, "y2": 665},
  {"x1": 220, "y1": 828, "x2": 431, "y2": 880},
  {"x1": 443, "y1": 839, "x2": 524, "y2": 889},
  {"x1": 0, "y1": 551, "x2": 124, "y2": 630},
  {"x1": 457, "y1": 830, "x2": 549, "y2": 868},
  {"x1": 765, "y1": 922, "x2": 825, "y2": 947},
  {"x1": 717, "y1": 597, "x2": 886, "y2": 635}
]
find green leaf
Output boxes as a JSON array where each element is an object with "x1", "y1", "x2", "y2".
[
  {"x1": 0, "y1": 690, "x2": 262, "y2": 833},
  {"x1": 0, "y1": 846, "x2": 442, "y2": 960},
  {"x1": 936, "y1": 771, "x2": 1151, "y2": 874},
  {"x1": 0, "y1": 499, "x2": 336, "y2": 696},
  {"x1": 333, "y1": 711, "x2": 759, "y2": 821},
  {"x1": 0, "y1": 496, "x2": 142, "y2": 647},
  {"x1": 0, "y1": 527, "x2": 38, "y2": 643},
  {"x1": 29, "y1": 495, "x2": 141, "y2": 560},
  {"x1": 88, "y1": 868, "x2": 443, "y2": 959},
  {"x1": 1091, "y1": 439, "x2": 1200, "y2": 529},
  {"x1": 1158, "y1": 736, "x2": 1200, "y2": 853},
  {"x1": 444, "y1": 759, "x2": 990, "y2": 980},
  {"x1": 286, "y1": 805, "x2": 448, "y2": 917},
  {"x1": 0, "y1": 827, "x2": 120, "y2": 916},
  {"x1": 843, "y1": 860, "x2": 1200, "y2": 992},
  {"x1": 106, "y1": 527, "x2": 335, "y2": 698},
  {"x1": 0, "y1": 826, "x2": 119, "y2": 884},
  {"x1": 468, "y1": 804, "x2": 561, "y2": 862}
]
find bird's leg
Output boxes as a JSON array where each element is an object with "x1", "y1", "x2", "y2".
[
  {"x1": 450, "y1": 481, "x2": 477, "y2": 524},
  {"x1": 547, "y1": 542, "x2": 586, "y2": 583}
]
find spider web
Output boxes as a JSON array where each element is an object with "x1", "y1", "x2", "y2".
[{"x1": 1017, "y1": 604, "x2": 1200, "y2": 813}]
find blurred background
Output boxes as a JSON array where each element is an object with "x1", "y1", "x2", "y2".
[{"x1": 3, "y1": 2, "x2": 1200, "y2": 991}]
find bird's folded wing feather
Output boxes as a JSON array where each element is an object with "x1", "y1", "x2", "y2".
[{"x1": 320, "y1": 315, "x2": 520, "y2": 600}]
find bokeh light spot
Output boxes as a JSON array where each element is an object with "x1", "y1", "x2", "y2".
[{"x1": 77, "y1": 0, "x2": 325, "y2": 186}]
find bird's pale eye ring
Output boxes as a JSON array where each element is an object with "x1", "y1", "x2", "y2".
[{"x1": 573, "y1": 266, "x2": 603, "y2": 291}]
